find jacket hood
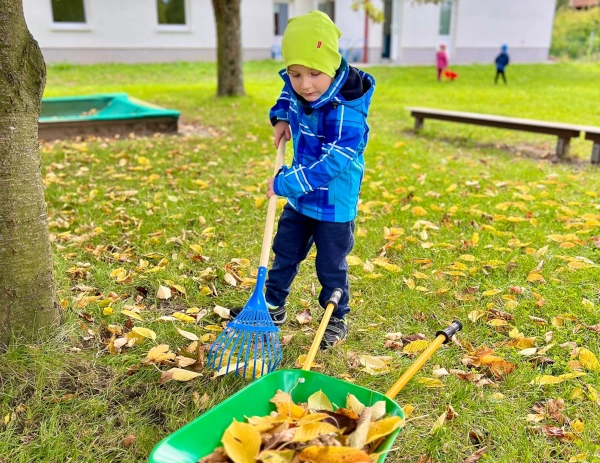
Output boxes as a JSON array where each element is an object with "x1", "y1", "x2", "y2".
[{"x1": 279, "y1": 58, "x2": 375, "y2": 117}]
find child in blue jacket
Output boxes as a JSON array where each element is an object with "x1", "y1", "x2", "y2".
[
  {"x1": 495, "y1": 44, "x2": 510, "y2": 84},
  {"x1": 243, "y1": 11, "x2": 375, "y2": 349}
]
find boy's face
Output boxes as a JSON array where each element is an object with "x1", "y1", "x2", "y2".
[{"x1": 287, "y1": 65, "x2": 334, "y2": 102}]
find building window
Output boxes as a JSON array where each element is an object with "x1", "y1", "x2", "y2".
[
  {"x1": 157, "y1": 0, "x2": 186, "y2": 25},
  {"x1": 274, "y1": 3, "x2": 289, "y2": 36},
  {"x1": 438, "y1": 1, "x2": 452, "y2": 35},
  {"x1": 51, "y1": 0, "x2": 86, "y2": 23},
  {"x1": 317, "y1": 1, "x2": 335, "y2": 22}
]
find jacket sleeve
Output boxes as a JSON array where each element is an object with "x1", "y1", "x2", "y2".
[
  {"x1": 269, "y1": 85, "x2": 291, "y2": 126},
  {"x1": 273, "y1": 104, "x2": 365, "y2": 199}
]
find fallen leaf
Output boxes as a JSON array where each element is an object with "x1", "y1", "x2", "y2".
[
  {"x1": 156, "y1": 285, "x2": 172, "y2": 300},
  {"x1": 176, "y1": 327, "x2": 199, "y2": 341},
  {"x1": 123, "y1": 434, "x2": 136, "y2": 447},
  {"x1": 298, "y1": 446, "x2": 370, "y2": 463},
  {"x1": 222, "y1": 420, "x2": 261, "y2": 463},
  {"x1": 296, "y1": 309, "x2": 313, "y2": 324},
  {"x1": 159, "y1": 368, "x2": 202, "y2": 383}
]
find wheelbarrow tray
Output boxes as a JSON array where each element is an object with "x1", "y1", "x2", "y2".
[{"x1": 149, "y1": 369, "x2": 405, "y2": 463}]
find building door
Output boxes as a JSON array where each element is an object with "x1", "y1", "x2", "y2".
[
  {"x1": 438, "y1": 0, "x2": 453, "y2": 51},
  {"x1": 382, "y1": 0, "x2": 392, "y2": 58}
]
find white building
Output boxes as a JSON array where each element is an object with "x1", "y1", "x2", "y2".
[{"x1": 23, "y1": 0, "x2": 557, "y2": 65}]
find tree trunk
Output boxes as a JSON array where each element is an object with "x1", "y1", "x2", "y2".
[
  {"x1": 211, "y1": 0, "x2": 245, "y2": 96},
  {"x1": 0, "y1": 0, "x2": 59, "y2": 348}
]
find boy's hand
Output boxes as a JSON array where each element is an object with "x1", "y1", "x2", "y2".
[
  {"x1": 273, "y1": 121, "x2": 291, "y2": 148},
  {"x1": 266, "y1": 177, "x2": 275, "y2": 198}
]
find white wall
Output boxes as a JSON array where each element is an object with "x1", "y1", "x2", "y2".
[
  {"x1": 23, "y1": 0, "x2": 272, "y2": 63},
  {"x1": 396, "y1": 0, "x2": 441, "y2": 64},
  {"x1": 455, "y1": 0, "x2": 555, "y2": 48}
]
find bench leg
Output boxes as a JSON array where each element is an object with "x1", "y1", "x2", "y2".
[
  {"x1": 591, "y1": 142, "x2": 600, "y2": 164},
  {"x1": 414, "y1": 117, "x2": 424, "y2": 131},
  {"x1": 556, "y1": 137, "x2": 571, "y2": 159}
]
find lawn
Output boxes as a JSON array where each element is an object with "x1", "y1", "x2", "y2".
[{"x1": 1, "y1": 61, "x2": 600, "y2": 463}]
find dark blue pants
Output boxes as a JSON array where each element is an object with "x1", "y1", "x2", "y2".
[{"x1": 265, "y1": 205, "x2": 355, "y2": 319}]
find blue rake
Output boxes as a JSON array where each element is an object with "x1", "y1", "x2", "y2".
[{"x1": 207, "y1": 142, "x2": 287, "y2": 380}]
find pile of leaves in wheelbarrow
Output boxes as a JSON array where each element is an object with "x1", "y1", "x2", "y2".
[{"x1": 198, "y1": 389, "x2": 404, "y2": 463}]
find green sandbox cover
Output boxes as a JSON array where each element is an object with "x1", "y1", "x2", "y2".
[
  {"x1": 39, "y1": 93, "x2": 180, "y2": 140},
  {"x1": 40, "y1": 93, "x2": 180, "y2": 122}
]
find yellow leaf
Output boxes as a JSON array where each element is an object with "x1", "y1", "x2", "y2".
[
  {"x1": 579, "y1": 348, "x2": 600, "y2": 371},
  {"x1": 487, "y1": 319, "x2": 509, "y2": 327},
  {"x1": 402, "y1": 404, "x2": 415, "y2": 419},
  {"x1": 176, "y1": 327, "x2": 199, "y2": 341},
  {"x1": 131, "y1": 327, "x2": 156, "y2": 341},
  {"x1": 482, "y1": 289, "x2": 501, "y2": 296},
  {"x1": 531, "y1": 371, "x2": 586, "y2": 385},
  {"x1": 307, "y1": 390, "x2": 333, "y2": 412},
  {"x1": 526, "y1": 272, "x2": 545, "y2": 283},
  {"x1": 159, "y1": 368, "x2": 202, "y2": 383},
  {"x1": 199, "y1": 286, "x2": 213, "y2": 296},
  {"x1": 144, "y1": 344, "x2": 176, "y2": 364},
  {"x1": 222, "y1": 420, "x2": 261, "y2": 463},
  {"x1": 346, "y1": 394, "x2": 366, "y2": 416},
  {"x1": 417, "y1": 378, "x2": 445, "y2": 388},
  {"x1": 257, "y1": 450, "x2": 295, "y2": 463},
  {"x1": 346, "y1": 255, "x2": 362, "y2": 266},
  {"x1": 411, "y1": 206, "x2": 427, "y2": 216},
  {"x1": 468, "y1": 310, "x2": 486, "y2": 323},
  {"x1": 430, "y1": 410, "x2": 447, "y2": 434},
  {"x1": 403, "y1": 340, "x2": 429, "y2": 353},
  {"x1": 460, "y1": 254, "x2": 476, "y2": 262},
  {"x1": 173, "y1": 312, "x2": 196, "y2": 323},
  {"x1": 205, "y1": 325, "x2": 224, "y2": 332},
  {"x1": 201, "y1": 333, "x2": 216, "y2": 343},
  {"x1": 403, "y1": 277, "x2": 415, "y2": 290},
  {"x1": 292, "y1": 422, "x2": 341, "y2": 442},
  {"x1": 571, "y1": 419, "x2": 584, "y2": 433},
  {"x1": 298, "y1": 446, "x2": 370, "y2": 463},
  {"x1": 121, "y1": 309, "x2": 143, "y2": 321},
  {"x1": 366, "y1": 416, "x2": 404, "y2": 444},
  {"x1": 103, "y1": 307, "x2": 114, "y2": 316}
]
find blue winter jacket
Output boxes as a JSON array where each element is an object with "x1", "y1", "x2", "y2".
[
  {"x1": 269, "y1": 58, "x2": 375, "y2": 223},
  {"x1": 495, "y1": 52, "x2": 509, "y2": 71}
]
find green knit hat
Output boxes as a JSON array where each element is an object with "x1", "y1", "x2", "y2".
[{"x1": 281, "y1": 11, "x2": 342, "y2": 78}]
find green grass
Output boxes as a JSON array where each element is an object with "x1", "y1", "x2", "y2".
[{"x1": 1, "y1": 61, "x2": 600, "y2": 463}]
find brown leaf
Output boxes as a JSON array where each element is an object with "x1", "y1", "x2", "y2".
[
  {"x1": 346, "y1": 408, "x2": 371, "y2": 448},
  {"x1": 198, "y1": 447, "x2": 230, "y2": 463},
  {"x1": 123, "y1": 434, "x2": 136, "y2": 447},
  {"x1": 463, "y1": 447, "x2": 487, "y2": 463},
  {"x1": 296, "y1": 309, "x2": 313, "y2": 325}
]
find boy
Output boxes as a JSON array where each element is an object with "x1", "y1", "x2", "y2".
[
  {"x1": 233, "y1": 11, "x2": 375, "y2": 349},
  {"x1": 495, "y1": 44, "x2": 509, "y2": 84}
]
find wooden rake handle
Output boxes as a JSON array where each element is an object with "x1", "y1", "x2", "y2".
[{"x1": 258, "y1": 141, "x2": 287, "y2": 268}]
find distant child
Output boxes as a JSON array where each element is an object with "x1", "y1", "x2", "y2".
[
  {"x1": 495, "y1": 44, "x2": 510, "y2": 84},
  {"x1": 232, "y1": 11, "x2": 375, "y2": 349},
  {"x1": 436, "y1": 44, "x2": 448, "y2": 82}
]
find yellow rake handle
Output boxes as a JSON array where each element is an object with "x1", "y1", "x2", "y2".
[
  {"x1": 385, "y1": 320, "x2": 463, "y2": 399},
  {"x1": 302, "y1": 288, "x2": 344, "y2": 371}
]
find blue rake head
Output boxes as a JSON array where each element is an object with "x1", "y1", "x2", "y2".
[{"x1": 207, "y1": 267, "x2": 282, "y2": 379}]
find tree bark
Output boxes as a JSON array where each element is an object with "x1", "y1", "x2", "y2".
[
  {"x1": 0, "y1": 0, "x2": 59, "y2": 348},
  {"x1": 211, "y1": 0, "x2": 245, "y2": 96}
]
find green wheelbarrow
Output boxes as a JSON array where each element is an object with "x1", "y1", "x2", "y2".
[{"x1": 149, "y1": 290, "x2": 463, "y2": 463}]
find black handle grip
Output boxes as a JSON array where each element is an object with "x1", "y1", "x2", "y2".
[
  {"x1": 436, "y1": 320, "x2": 463, "y2": 344},
  {"x1": 326, "y1": 288, "x2": 344, "y2": 310}
]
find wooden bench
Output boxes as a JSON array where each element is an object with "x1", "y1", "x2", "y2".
[
  {"x1": 583, "y1": 128, "x2": 600, "y2": 164},
  {"x1": 409, "y1": 107, "x2": 583, "y2": 160}
]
